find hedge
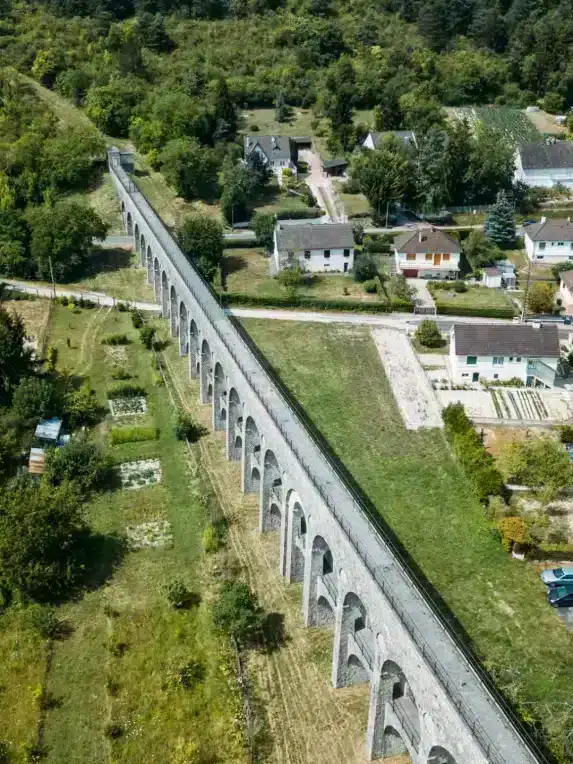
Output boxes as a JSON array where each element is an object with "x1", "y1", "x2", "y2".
[
  {"x1": 110, "y1": 426, "x2": 158, "y2": 445},
  {"x1": 101, "y1": 333, "x2": 130, "y2": 346},
  {"x1": 224, "y1": 236, "x2": 258, "y2": 249},
  {"x1": 274, "y1": 208, "x2": 324, "y2": 220},
  {"x1": 107, "y1": 383, "x2": 147, "y2": 399},
  {"x1": 435, "y1": 304, "x2": 516, "y2": 319},
  {"x1": 220, "y1": 292, "x2": 413, "y2": 313},
  {"x1": 526, "y1": 543, "x2": 573, "y2": 562}
]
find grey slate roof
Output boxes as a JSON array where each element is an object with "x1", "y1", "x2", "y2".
[
  {"x1": 244, "y1": 135, "x2": 295, "y2": 162},
  {"x1": 367, "y1": 131, "x2": 417, "y2": 148},
  {"x1": 519, "y1": 141, "x2": 573, "y2": 170},
  {"x1": 526, "y1": 218, "x2": 573, "y2": 242},
  {"x1": 322, "y1": 158, "x2": 348, "y2": 169},
  {"x1": 393, "y1": 229, "x2": 461, "y2": 254},
  {"x1": 453, "y1": 324, "x2": 560, "y2": 357},
  {"x1": 276, "y1": 223, "x2": 354, "y2": 252}
]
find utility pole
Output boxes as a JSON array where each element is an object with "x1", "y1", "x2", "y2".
[
  {"x1": 520, "y1": 256, "x2": 532, "y2": 323},
  {"x1": 48, "y1": 255, "x2": 57, "y2": 300}
]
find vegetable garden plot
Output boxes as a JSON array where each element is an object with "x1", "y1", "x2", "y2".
[
  {"x1": 108, "y1": 396, "x2": 147, "y2": 416},
  {"x1": 126, "y1": 520, "x2": 173, "y2": 550},
  {"x1": 118, "y1": 459, "x2": 161, "y2": 489}
]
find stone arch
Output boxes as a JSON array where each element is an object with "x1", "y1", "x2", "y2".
[
  {"x1": 380, "y1": 726, "x2": 411, "y2": 761},
  {"x1": 335, "y1": 591, "x2": 373, "y2": 688},
  {"x1": 179, "y1": 303, "x2": 189, "y2": 357},
  {"x1": 153, "y1": 258, "x2": 161, "y2": 303},
  {"x1": 261, "y1": 449, "x2": 282, "y2": 532},
  {"x1": 368, "y1": 659, "x2": 421, "y2": 758},
  {"x1": 287, "y1": 495, "x2": 307, "y2": 583},
  {"x1": 316, "y1": 595, "x2": 334, "y2": 626},
  {"x1": 213, "y1": 362, "x2": 227, "y2": 431},
  {"x1": 126, "y1": 211, "x2": 133, "y2": 236},
  {"x1": 134, "y1": 223, "x2": 140, "y2": 251},
  {"x1": 227, "y1": 387, "x2": 242, "y2": 460},
  {"x1": 140, "y1": 234, "x2": 146, "y2": 267},
  {"x1": 428, "y1": 747, "x2": 457, "y2": 764},
  {"x1": 189, "y1": 320, "x2": 199, "y2": 379},
  {"x1": 269, "y1": 503, "x2": 281, "y2": 531},
  {"x1": 146, "y1": 246, "x2": 153, "y2": 285},
  {"x1": 169, "y1": 285, "x2": 178, "y2": 337},
  {"x1": 307, "y1": 535, "x2": 336, "y2": 627},
  {"x1": 161, "y1": 271, "x2": 169, "y2": 318},
  {"x1": 121, "y1": 200, "x2": 125, "y2": 214},
  {"x1": 200, "y1": 339, "x2": 213, "y2": 405},
  {"x1": 250, "y1": 466, "x2": 261, "y2": 494},
  {"x1": 243, "y1": 416, "x2": 261, "y2": 493}
]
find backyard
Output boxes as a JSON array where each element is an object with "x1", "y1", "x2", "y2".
[
  {"x1": 242, "y1": 318, "x2": 573, "y2": 758},
  {"x1": 429, "y1": 284, "x2": 516, "y2": 312},
  {"x1": 0, "y1": 304, "x2": 246, "y2": 764}
]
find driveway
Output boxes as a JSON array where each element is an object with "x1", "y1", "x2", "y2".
[
  {"x1": 299, "y1": 149, "x2": 345, "y2": 223},
  {"x1": 408, "y1": 278, "x2": 436, "y2": 312}
]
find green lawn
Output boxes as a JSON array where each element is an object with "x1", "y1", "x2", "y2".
[
  {"x1": 333, "y1": 180, "x2": 371, "y2": 220},
  {"x1": 0, "y1": 304, "x2": 246, "y2": 764},
  {"x1": 430, "y1": 285, "x2": 515, "y2": 311},
  {"x1": 241, "y1": 319, "x2": 573, "y2": 760}
]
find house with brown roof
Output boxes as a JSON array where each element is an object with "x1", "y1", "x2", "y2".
[
  {"x1": 393, "y1": 228, "x2": 461, "y2": 279},
  {"x1": 524, "y1": 217, "x2": 573, "y2": 264},
  {"x1": 449, "y1": 323, "x2": 560, "y2": 387}
]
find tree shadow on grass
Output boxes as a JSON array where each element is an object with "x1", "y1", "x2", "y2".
[{"x1": 73, "y1": 529, "x2": 127, "y2": 596}]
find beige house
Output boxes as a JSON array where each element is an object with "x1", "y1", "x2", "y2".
[
  {"x1": 559, "y1": 270, "x2": 573, "y2": 315},
  {"x1": 393, "y1": 229, "x2": 461, "y2": 279}
]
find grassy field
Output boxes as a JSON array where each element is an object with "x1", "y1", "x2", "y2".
[
  {"x1": 430, "y1": 285, "x2": 515, "y2": 311},
  {"x1": 241, "y1": 319, "x2": 573, "y2": 757},
  {"x1": 67, "y1": 171, "x2": 124, "y2": 233},
  {"x1": 0, "y1": 303, "x2": 247, "y2": 764},
  {"x1": 333, "y1": 181, "x2": 371, "y2": 220},
  {"x1": 223, "y1": 247, "x2": 393, "y2": 302}
]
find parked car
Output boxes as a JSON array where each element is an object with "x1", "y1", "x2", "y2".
[
  {"x1": 541, "y1": 567, "x2": 573, "y2": 586},
  {"x1": 547, "y1": 585, "x2": 573, "y2": 607}
]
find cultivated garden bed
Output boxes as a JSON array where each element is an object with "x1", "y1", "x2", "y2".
[{"x1": 118, "y1": 459, "x2": 162, "y2": 489}]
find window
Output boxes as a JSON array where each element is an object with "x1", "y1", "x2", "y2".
[
  {"x1": 494, "y1": 374, "x2": 499, "y2": 379},
  {"x1": 462, "y1": 373, "x2": 469, "y2": 378},
  {"x1": 324, "y1": 250, "x2": 330, "y2": 258},
  {"x1": 425, "y1": 253, "x2": 433, "y2": 261},
  {"x1": 516, "y1": 357, "x2": 522, "y2": 362},
  {"x1": 493, "y1": 356, "x2": 504, "y2": 365},
  {"x1": 570, "y1": 243, "x2": 573, "y2": 250},
  {"x1": 443, "y1": 253, "x2": 450, "y2": 262},
  {"x1": 467, "y1": 356, "x2": 477, "y2": 365},
  {"x1": 537, "y1": 255, "x2": 544, "y2": 260},
  {"x1": 509, "y1": 356, "x2": 514, "y2": 362},
  {"x1": 539, "y1": 242, "x2": 546, "y2": 250},
  {"x1": 406, "y1": 253, "x2": 416, "y2": 261},
  {"x1": 558, "y1": 242, "x2": 565, "y2": 247},
  {"x1": 304, "y1": 250, "x2": 311, "y2": 259},
  {"x1": 343, "y1": 248, "x2": 350, "y2": 257}
]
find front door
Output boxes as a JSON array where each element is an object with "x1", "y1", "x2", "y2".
[
  {"x1": 472, "y1": 372, "x2": 479, "y2": 382},
  {"x1": 344, "y1": 262, "x2": 348, "y2": 273},
  {"x1": 433, "y1": 253, "x2": 442, "y2": 266}
]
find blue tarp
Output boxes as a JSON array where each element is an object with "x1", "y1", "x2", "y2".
[{"x1": 34, "y1": 417, "x2": 63, "y2": 442}]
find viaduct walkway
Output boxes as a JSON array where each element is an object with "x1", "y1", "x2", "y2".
[{"x1": 108, "y1": 147, "x2": 546, "y2": 764}]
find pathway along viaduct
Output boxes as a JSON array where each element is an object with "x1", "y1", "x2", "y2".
[{"x1": 109, "y1": 148, "x2": 543, "y2": 764}]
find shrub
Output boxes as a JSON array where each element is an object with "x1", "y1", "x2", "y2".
[
  {"x1": 442, "y1": 402, "x2": 472, "y2": 435},
  {"x1": 203, "y1": 523, "x2": 223, "y2": 553},
  {"x1": 415, "y1": 320, "x2": 444, "y2": 348},
  {"x1": 152, "y1": 371, "x2": 164, "y2": 387},
  {"x1": 363, "y1": 279, "x2": 378, "y2": 294},
  {"x1": 170, "y1": 661, "x2": 205, "y2": 689},
  {"x1": 363, "y1": 237, "x2": 390, "y2": 254},
  {"x1": 107, "y1": 383, "x2": 146, "y2": 399},
  {"x1": 111, "y1": 368, "x2": 131, "y2": 380},
  {"x1": 499, "y1": 516, "x2": 530, "y2": 552},
  {"x1": 101, "y1": 333, "x2": 130, "y2": 346},
  {"x1": 27, "y1": 605, "x2": 60, "y2": 639},
  {"x1": 278, "y1": 266, "x2": 306, "y2": 289},
  {"x1": 64, "y1": 383, "x2": 101, "y2": 428},
  {"x1": 352, "y1": 221, "x2": 365, "y2": 244},
  {"x1": 559, "y1": 425, "x2": 573, "y2": 443},
  {"x1": 249, "y1": 123, "x2": 259, "y2": 131},
  {"x1": 163, "y1": 577, "x2": 193, "y2": 609},
  {"x1": 174, "y1": 410, "x2": 203, "y2": 442},
  {"x1": 46, "y1": 346, "x2": 58, "y2": 372},
  {"x1": 353, "y1": 254, "x2": 378, "y2": 283},
  {"x1": 212, "y1": 581, "x2": 265, "y2": 645},
  {"x1": 44, "y1": 439, "x2": 111, "y2": 494},
  {"x1": 131, "y1": 312, "x2": 144, "y2": 329},
  {"x1": 115, "y1": 302, "x2": 129, "y2": 312},
  {"x1": 104, "y1": 723, "x2": 124, "y2": 740},
  {"x1": 139, "y1": 325, "x2": 156, "y2": 350},
  {"x1": 12, "y1": 376, "x2": 61, "y2": 422},
  {"x1": 274, "y1": 208, "x2": 323, "y2": 220},
  {"x1": 59, "y1": 295, "x2": 69, "y2": 306},
  {"x1": 453, "y1": 280, "x2": 468, "y2": 293},
  {"x1": 109, "y1": 426, "x2": 157, "y2": 444}
]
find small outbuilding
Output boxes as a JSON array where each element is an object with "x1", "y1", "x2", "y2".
[
  {"x1": 34, "y1": 417, "x2": 63, "y2": 444},
  {"x1": 322, "y1": 158, "x2": 348, "y2": 177},
  {"x1": 482, "y1": 266, "x2": 503, "y2": 288}
]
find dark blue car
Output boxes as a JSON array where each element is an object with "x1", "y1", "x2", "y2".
[{"x1": 548, "y1": 585, "x2": 573, "y2": 607}]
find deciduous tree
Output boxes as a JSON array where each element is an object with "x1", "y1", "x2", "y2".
[{"x1": 179, "y1": 215, "x2": 224, "y2": 282}]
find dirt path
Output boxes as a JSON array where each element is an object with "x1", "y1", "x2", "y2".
[
  {"x1": 162, "y1": 347, "x2": 373, "y2": 764},
  {"x1": 74, "y1": 306, "x2": 109, "y2": 377}
]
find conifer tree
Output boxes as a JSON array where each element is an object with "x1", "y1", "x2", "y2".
[{"x1": 484, "y1": 191, "x2": 515, "y2": 248}]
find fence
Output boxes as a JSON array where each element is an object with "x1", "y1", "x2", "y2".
[{"x1": 109, "y1": 151, "x2": 547, "y2": 764}]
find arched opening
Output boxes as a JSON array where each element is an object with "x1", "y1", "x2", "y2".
[
  {"x1": 153, "y1": 258, "x2": 161, "y2": 303},
  {"x1": 134, "y1": 223, "x2": 140, "y2": 251},
  {"x1": 213, "y1": 362, "x2": 226, "y2": 430},
  {"x1": 287, "y1": 498, "x2": 307, "y2": 583},
  {"x1": 169, "y1": 285, "x2": 178, "y2": 337},
  {"x1": 261, "y1": 450, "x2": 282, "y2": 532},
  {"x1": 227, "y1": 388, "x2": 242, "y2": 460},
  {"x1": 250, "y1": 467, "x2": 261, "y2": 494},
  {"x1": 347, "y1": 654, "x2": 369, "y2": 685},
  {"x1": 140, "y1": 234, "x2": 146, "y2": 267},
  {"x1": 200, "y1": 339, "x2": 212, "y2": 405},
  {"x1": 126, "y1": 211, "x2": 133, "y2": 236},
  {"x1": 269, "y1": 503, "x2": 281, "y2": 532},
  {"x1": 307, "y1": 535, "x2": 336, "y2": 627},
  {"x1": 189, "y1": 320, "x2": 199, "y2": 379},
  {"x1": 146, "y1": 246, "x2": 153, "y2": 285},
  {"x1": 121, "y1": 200, "x2": 125, "y2": 214},
  {"x1": 316, "y1": 596, "x2": 334, "y2": 627},
  {"x1": 179, "y1": 303, "x2": 189, "y2": 356},
  {"x1": 428, "y1": 747, "x2": 457, "y2": 764},
  {"x1": 243, "y1": 416, "x2": 261, "y2": 493},
  {"x1": 369, "y1": 660, "x2": 420, "y2": 758},
  {"x1": 380, "y1": 726, "x2": 411, "y2": 761},
  {"x1": 161, "y1": 271, "x2": 169, "y2": 318},
  {"x1": 335, "y1": 592, "x2": 373, "y2": 688}
]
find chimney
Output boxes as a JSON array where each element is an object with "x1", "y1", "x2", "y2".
[{"x1": 540, "y1": 216, "x2": 547, "y2": 225}]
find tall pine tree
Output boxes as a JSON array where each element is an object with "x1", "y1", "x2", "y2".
[{"x1": 484, "y1": 191, "x2": 515, "y2": 248}]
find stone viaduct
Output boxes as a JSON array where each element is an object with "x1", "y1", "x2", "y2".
[{"x1": 109, "y1": 148, "x2": 544, "y2": 764}]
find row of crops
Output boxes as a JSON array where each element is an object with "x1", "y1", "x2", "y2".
[{"x1": 449, "y1": 106, "x2": 541, "y2": 146}]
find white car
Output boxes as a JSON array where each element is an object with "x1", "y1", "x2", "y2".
[{"x1": 541, "y1": 567, "x2": 573, "y2": 586}]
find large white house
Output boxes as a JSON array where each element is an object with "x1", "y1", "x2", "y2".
[
  {"x1": 450, "y1": 323, "x2": 560, "y2": 387},
  {"x1": 273, "y1": 223, "x2": 354, "y2": 273},
  {"x1": 514, "y1": 142, "x2": 573, "y2": 188},
  {"x1": 524, "y1": 217, "x2": 573, "y2": 263},
  {"x1": 244, "y1": 135, "x2": 298, "y2": 182},
  {"x1": 393, "y1": 228, "x2": 461, "y2": 279}
]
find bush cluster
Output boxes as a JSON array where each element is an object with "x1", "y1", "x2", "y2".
[
  {"x1": 107, "y1": 383, "x2": 146, "y2": 399},
  {"x1": 174, "y1": 410, "x2": 203, "y2": 442},
  {"x1": 131, "y1": 312, "x2": 144, "y2": 329},
  {"x1": 435, "y1": 304, "x2": 515, "y2": 318},
  {"x1": 274, "y1": 208, "x2": 323, "y2": 220},
  {"x1": 101, "y1": 333, "x2": 130, "y2": 346},
  {"x1": 109, "y1": 426, "x2": 158, "y2": 444},
  {"x1": 221, "y1": 292, "x2": 412, "y2": 313},
  {"x1": 442, "y1": 403, "x2": 504, "y2": 502}
]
